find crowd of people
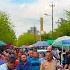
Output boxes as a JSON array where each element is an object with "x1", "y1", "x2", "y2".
[{"x1": 0, "y1": 46, "x2": 70, "y2": 70}]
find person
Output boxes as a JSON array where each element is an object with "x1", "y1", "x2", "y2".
[
  {"x1": 64, "y1": 51, "x2": 70, "y2": 69},
  {"x1": 30, "y1": 51, "x2": 40, "y2": 70},
  {"x1": 0, "y1": 53, "x2": 5, "y2": 65},
  {"x1": 16, "y1": 53, "x2": 32, "y2": 70},
  {"x1": 16, "y1": 51, "x2": 24, "y2": 65},
  {"x1": 27, "y1": 50, "x2": 33, "y2": 62},
  {"x1": 0, "y1": 54, "x2": 16, "y2": 70},
  {"x1": 62, "y1": 51, "x2": 68, "y2": 67},
  {"x1": 2, "y1": 50, "x2": 10, "y2": 63},
  {"x1": 47, "y1": 46, "x2": 60, "y2": 60},
  {"x1": 40, "y1": 51, "x2": 57, "y2": 70},
  {"x1": 39, "y1": 53, "x2": 45, "y2": 63}
]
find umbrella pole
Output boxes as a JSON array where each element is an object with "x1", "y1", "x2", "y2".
[
  {"x1": 62, "y1": 46, "x2": 63, "y2": 53},
  {"x1": 61, "y1": 46, "x2": 63, "y2": 64},
  {"x1": 68, "y1": 46, "x2": 69, "y2": 51}
]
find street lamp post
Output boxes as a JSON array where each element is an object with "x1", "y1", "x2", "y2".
[{"x1": 44, "y1": 2, "x2": 55, "y2": 39}]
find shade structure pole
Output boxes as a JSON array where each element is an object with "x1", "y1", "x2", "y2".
[
  {"x1": 61, "y1": 46, "x2": 63, "y2": 64},
  {"x1": 62, "y1": 46, "x2": 63, "y2": 53}
]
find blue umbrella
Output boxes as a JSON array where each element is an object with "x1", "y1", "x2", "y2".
[
  {"x1": 33, "y1": 41, "x2": 48, "y2": 47},
  {"x1": 62, "y1": 39, "x2": 70, "y2": 48},
  {"x1": 52, "y1": 36, "x2": 70, "y2": 49}
]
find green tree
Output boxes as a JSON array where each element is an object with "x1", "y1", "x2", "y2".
[
  {"x1": 0, "y1": 11, "x2": 16, "y2": 45},
  {"x1": 41, "y1": 32, "x2": 52, "y2": 40},
  {"x1": 54, "y1": 19, "x2": 70, "y2": 36},
  {"x1": 52, "y1": 11, "x2": 70, "y2": 38},
  {"x1": 47, "y1": 11, "x2": 70, "y2": 39},
  {"x1": 18, "y1": 33, "x2": 37, "y2": 47},
  {"x1": 66, "y1": 11, "x2": 70, "y2": 20}
]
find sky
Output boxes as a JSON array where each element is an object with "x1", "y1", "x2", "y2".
[{"x1": 0, "y1": 0, "x2": 70, "y2": 37}]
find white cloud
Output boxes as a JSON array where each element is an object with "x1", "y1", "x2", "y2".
[{"x1": 0, "y1": 0, "x2": 70, "y2": 37}]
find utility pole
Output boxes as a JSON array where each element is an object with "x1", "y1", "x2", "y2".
[{"x1": 50, "y1": 2, "x2": 55, "y2": 38}]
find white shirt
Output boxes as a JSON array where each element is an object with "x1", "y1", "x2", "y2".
[{"x1": 0, "y1": 63, "x2": 7, "y2": 70}]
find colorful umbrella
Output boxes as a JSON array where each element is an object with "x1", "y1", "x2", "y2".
[
  {"x1": 33, "y1": 41, "x2": 48, "y2": 47},
  {"x1": 47, "y1": 40, "x2": 54, "y2": 45},
  {"x1": 52, "y1": 36, "x2": 70, "y2": 49}
]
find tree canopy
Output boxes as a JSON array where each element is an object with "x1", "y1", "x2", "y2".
[
  {"x1": 18, "y1": 33, "x2": 37, "y2": 47},
  {"x1": 0, "y1": 11, "x2": 16, "y2": 45}
]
